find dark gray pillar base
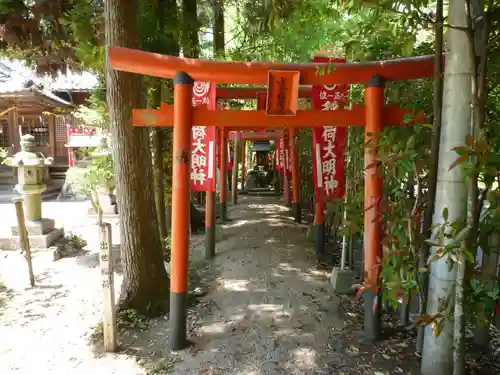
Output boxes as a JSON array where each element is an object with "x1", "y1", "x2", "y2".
[
  {"x1": 473, "y1": 321, "x2": 491, "y2": 348},
  {"x1": 399, "y1": 299, "x2": 410, "y2": 325},
  {"x1": 292, "y1": 202, "x2": 301, "y2": 223},
  {"x1": 205, "y1": 225, "x2": 216, "y2": 260},
  {"x1": 219, "y1": 203, "x2": 227, "y2": 222},
  {"x1": 363, "y1": 289, "x2": 382, "y2": 341},
  {"x1": 315, "y1": 223, "x2": 325, "y2": 257},
  {"x1": 170, "y1": 291, "x2": 188, "y2": 351}
]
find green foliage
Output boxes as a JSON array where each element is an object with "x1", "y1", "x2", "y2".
[
  {"x1": 0, "y1": 1, "x2": 100, "y2": 74},
  {"x1": 65, "y1": 153, "x2": 115, "y2": 215},
  {"x1": 0, "y1": 148, "x2": 8, "y2": 165},
  {"x1": 117, "y1": 309, "x2": 150, "y2": 330},
  {"x1": 65, "y1": 0, "x2": 105, "y2": 72},
  {"x1": 73, "y1": 86, "x2": 108, "y2": 129},
  {"x1": 65, "y1": 231, "x2": 88, "y2": 250}
]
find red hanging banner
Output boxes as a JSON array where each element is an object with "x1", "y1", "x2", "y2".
[
  {"x1": 311, "y1": 57, "x2": 348, "y2": 201},
  {"x1": 274, "y1": 141, "x2": 280, "y2": 171},
  {"x1": 192, "y1": 81, "x2": 215, "y2": 107},
  {"x1": 191, "y1": 82, "x2": 216, "y2": 192},
  {"x1": 276, "y1": 130, "x2": 291, "y2": 176},
  {"x1": 282, "y1": 129, "x2": 292, "y2": 178},
  {"x1": 227, "y1": 133, "x2": 234, "y2": 171},
  {"x1": 285, "y1": 144, "x2": 292, "y2": 178}
]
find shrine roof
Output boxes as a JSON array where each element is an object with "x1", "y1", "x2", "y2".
[{"x1": 0, "y1": 84, "x2": 73, "y2": 112}]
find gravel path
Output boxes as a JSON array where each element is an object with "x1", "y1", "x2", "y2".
[
  {"x1": 174, "y1": 195, "x2": 344, "y2": 374},
  {"x1": 0, "y1": 195, "x2": 345, "y2": 375}
]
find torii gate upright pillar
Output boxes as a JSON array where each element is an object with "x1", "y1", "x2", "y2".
[
  {"x1": 241, "y1": 140, "x2": 247, "y2": 191},
  {"x1": 170, "y1": 72, "x2": 193, "y2": 350},
  {"x1": 289, "y1": 127, "x2": 301, "y2": 223},
  {"x1": 363, "y1": 75, "x2": 385, "y2": 341},
  {"x1": 219, "y1": 128, "x2": 228, "y2": 221},
  {"x1": 231, "y1": 132, "x2": 239, "y2": 205}
]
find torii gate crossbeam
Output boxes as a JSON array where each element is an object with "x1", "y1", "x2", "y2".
[{"x1": 109, "y1": 46, "x2": 437, "y2": 85}]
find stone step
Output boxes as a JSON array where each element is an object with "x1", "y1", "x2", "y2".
[
  {"x1": 0, "y1": 168, "x2": 15, "y2": 183},
  {"x1": 242, "y1": 188, "x2": 278, "y2": 197},
  {"x1": 0, "y1": 183, "x2": 63, "y2": 203},
  {"x1": 49, "y1": 165, "x2": 68, "y2": 180},
  {"x1": 0, "y1": 176, "x2": 14, "y2": 184}
]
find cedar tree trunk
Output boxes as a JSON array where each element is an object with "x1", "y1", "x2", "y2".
[
  {"x1": 104, "y1": 0, "x2": 170, "y2": 316},
  {"x1": 213, "y1": 0, "x2": 225, "y2": 58}
]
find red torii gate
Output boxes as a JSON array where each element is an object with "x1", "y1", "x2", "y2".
[
  {"x1": 236, "y1": 130, "x2": 283, "y2": 140},
  {"x1": 134, "y1": 100, "x2": 422, "y2": 223},
  {"x1": 231, "y1": 130, "x2": 283, "y2": 193},
  {"x1": 109, "y1": 46, "x2": 434, "y2": 350}
]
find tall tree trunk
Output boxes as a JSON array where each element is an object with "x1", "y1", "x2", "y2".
[
  {"x1": 104, "y1": 0, "x2": 170, "y2": 315},
  {"x1": 417, "y1": 0, "x2": 444, "y2": 353},
  {"x1": 213, "y1": 0, "x2": 224, "y2": 58},
  {"x1": 151, "y1": 90, "x2": 167, "y2": 242},
  {"x1": 182, "y1": 0, "x2": 200, "y2": 58},
  {"x1": 420, "y1": 0, "x2": 473, "y2": 373},
  {"x1": 164, "y1": 0, "x2": 181, "y2": 55},
  {"x1": 471, "y1": 0, "x2": 493, "y2": 348},
  {"x1": 150, "y1": 0, "x2": 180, "y2": 243},
  {"x1": 161, "y1": 0, "x2": 180, "y2": 233},
  {"x1": 454, "y1": 1, "x2": 483, "y2": 372}
]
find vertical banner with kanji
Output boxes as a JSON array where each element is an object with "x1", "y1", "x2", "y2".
[
  {"x1": 274, "y1": 139, "x2": 281, "y2": 172},
  {"x1": 227, "y1": 132, "x2": 234, "y2": 171},
  {"x1": 191, "y1": 82, "x2": 216, "y2": 192},
  {"x1": 283, "y1": 129, "x2": 292, "y2": 178},
  {"x1": 276, "y1": 130, "x2": 291, "y2": 177},
  {"x1": 311, "y1": 57, "x2": 348, "y2": 201},
  {"x1": 285, "y1": 147, "x2": 292, "y2": 178},
  {"x1": 276, "y1": 136, "x2": 284, "y2": 172}
]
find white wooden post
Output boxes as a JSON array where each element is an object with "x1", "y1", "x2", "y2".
[
  {"x1": 99, "y1": 222, "x2": 117, "y2": 352},
  {"x1": 13, "y1": 198, "x2": 35, "y2": 287}
]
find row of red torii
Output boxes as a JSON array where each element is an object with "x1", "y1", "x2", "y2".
[{"x1": 109, "y1": 46, "x2": 436, "y2": 350}]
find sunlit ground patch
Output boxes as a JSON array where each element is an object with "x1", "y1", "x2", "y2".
[
  {"x1": 286, "y1": 347, "x2": 317, "y2": 370},
  {"x1": 217, "y1": 278, "x2": 250, "y2": 292}
]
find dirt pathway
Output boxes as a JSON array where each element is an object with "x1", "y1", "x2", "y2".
[
  {"x1": 173, "y1": 195, "x2": 345, "y2": 374},
  {"x1": 0, "y1": 195, "x2": 347, "y2": 375}
]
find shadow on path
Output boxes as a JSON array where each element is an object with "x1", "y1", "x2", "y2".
[{"x1": 168, "y1": 195, "x2": 345, "y2": 374}]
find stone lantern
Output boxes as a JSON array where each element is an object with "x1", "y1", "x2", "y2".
[{"x1": 9, "y1": 134, "x2": 62, "y2": 248}]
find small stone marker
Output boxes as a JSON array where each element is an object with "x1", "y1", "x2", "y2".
[
  {"x1": 13, "y1": 198, "x2": 35, "y2": 287},
  {"x1": 330, "y1": 266, "x2": 356, "y2": 295},
  {"x1": 98, "y1": 222, "x2": 117, "y2": 352}
]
